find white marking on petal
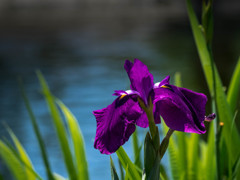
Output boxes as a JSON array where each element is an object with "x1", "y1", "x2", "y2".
[
  {"x1": 125, "y1": 90, "x2": 141, "y2": 96},
  {"x1": 153, "y1": 82, "x2": 160, "y2": 89}
]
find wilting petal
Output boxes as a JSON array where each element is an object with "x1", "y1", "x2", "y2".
[
  {"x1": 154, "y1": 76, "x2": 207, "y2": 134},
  {"x1": 124, "y1": 59, "x2": 154, "y2": 105},
  {"x1": 94, "y1": 95, "x2": 143, "y2": 154}
]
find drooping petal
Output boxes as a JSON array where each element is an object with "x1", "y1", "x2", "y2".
[
  {"x1": 93, "y1": 95, "x2": 143, "y2": 154},
  {"x1": 154, "y1": 76, "x2": 207, "y2": 134},
  {"x1": 178, "y1": 87, "x2": 207, "y2": 127},
  {"x1": 124, "y1": 59, "x2": 154, "y2": 105}
]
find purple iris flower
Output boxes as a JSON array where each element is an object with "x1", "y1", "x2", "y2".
[
  {"x1": 93, "y1": 59, "x2": 208, "y2": 154},
  {"x1": 153, "y1": 76, "x2": 207, "y2": 134}
]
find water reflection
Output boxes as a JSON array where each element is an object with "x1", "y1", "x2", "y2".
[{"x1": 0, "y1": 2, "x2": 240, "y2": 179}]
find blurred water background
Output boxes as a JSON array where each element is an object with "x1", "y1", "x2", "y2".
[{"x1": 0, "y1": 0, "x2": 240, "y2": 179}]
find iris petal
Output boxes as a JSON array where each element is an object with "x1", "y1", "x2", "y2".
[
  {"x1": 93, "y1": 95, "x2": 143, "y2": 154},
  {"x1": 178, "y1": 86, "x2": 207, "y2": 131},
  {"x1": 124, "y1": 59, "x2": 154, "y2": 105},
  {"x1": 154, "y1": 76, "x2": 207, "y2": 134}
]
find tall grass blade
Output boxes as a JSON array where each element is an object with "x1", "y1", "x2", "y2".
[
  {"x1": 3, "y1": 137, "x2": 42, "y2": 180},
  {"x1": 187, "y1": 134, "x2": 199, "y2": 180},
  {"x1": 0, "y1": 140, "x2": 27, "y2": 180},
  {"x1": 7, "y1": 128, "x2": 36, "y2": 180},
  {"x1": 198, "y1": 141, "x2": 207, "y2": 179},
  {"x1": 162, "y1": 121, "x2": 179, "y2": 180},
  {"x1": 186, "y1": 0, "x2": 213, "y2": 91},
  {"x1": 174, "y1": 72, "x2": 188, "y2": 179},
  {"x1": 160, "y1": 174, "x2": 166, "y2": 180},
  {"x1": 116, "y1": 146, "x2": 141, "y2": 180},
  {"x1": 227, "y1": 57, "x2": 240, "y2": 112},
  {"x1": 231, "y1": 154, "x2": 240, "y2": 179},
  {"x1": 19, "y1": 78, "x2": 55, "y2": 180},
  {"x1": 124, "y1": 165, "x2": 129, "y2": 180},
  {"x1": 57, "y1": 100, "x2": 89, "y2": 180},
  {"x1": 186, "y1": 0, "x2": 240, "y2": 163},
  {"x1": 132, "y1": 128, "x2": 142, "y2": 168},
  {"x1": 205, "y1": 123, "x2": 216, "y2": 180},
  {"x1": 37, "y1": 71, "x2": 77, "y2": 180},
  {"x1": 174, "y1": 72, "x2": 182, "y2": 87},
  {"x1": 53, "y1": 173, "x2": 67, "y2": 180},
  {"x1": 176, "y1": 132, "x2": 188, "y2": 179},
  {"x1": 110, "y1": 156, "x2": 119, "y2": 180},
  {"x1": 219, "y1": 139, "x2": 229, "y2": 179},
  {"x1": 118, "y1": 158, "x2": 124, "y2": 180},
  {"x1": 159, "y1": 164, "x2": 168, "y2": 180}
]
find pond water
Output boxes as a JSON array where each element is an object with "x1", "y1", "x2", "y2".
[{"x1": 0, "y1": 3, "x2": 239, "y2": 179}]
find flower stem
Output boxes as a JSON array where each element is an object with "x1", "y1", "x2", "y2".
[{"x1": 138, "y1": 97, "x2": 156, "y2": 139}]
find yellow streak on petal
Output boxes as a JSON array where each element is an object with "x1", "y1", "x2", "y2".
[
  {"x1": 161, "y1": 85, "x2": 171, "y2": 89},
  {"x1": 119, "y1": 94, "x2": 126, "y2": 100}
]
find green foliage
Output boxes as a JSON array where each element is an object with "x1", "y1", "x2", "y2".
[
  {"x1": 19, "y1": 79, "x2": 55, "y2": 180},
  {"x1": 186, "y1": 0, "x2": 240, "y2": 159},
  {"x1": 227, "y1": 57, "x2": 240, "y2": 112},
  {"x1": 187, "y1": 134, "x2": 199, "y2": 180},
  {"x1": 144, "y1": 132, "x2": 160, "y2": 180},
  {"x1": 7, "y1": 128, "x2": 36, "y2": 180},
  {"x1": 0, "y1": 140, "x2": 28, "y2": 180},
  {"x1": 176, "y1": 1, "x2": 240, "y2": 179},
  {"x1": 116, "y1": 147, "x2": 141, "y2": 180},
  {"x1": 131, "y1": 129, "x2": 142, "y2": 169},
  {"x1": 124, "y1": 165, "x2": 129, "y2": 180},
  {"x1": 162, "y1": 121, "x2": 179, "y2": 180},
  {"x1": 57, "y1": 100, "x2": 89, "y2": 180},
  {"x1": 53, "y1": 173, "x2": 67, "y2": 180},
  {"x1": 118, "y1": 159, "x2": 125, "y2": 180},
  {"x1": 110, "y1": 156, "x2": 120, "y2": 180},
  {"x1": 0, "y1": 73, "x2": 90, "y2": 180},
  {"x1": 159, "y1": 164, "x2": 168, "y2": 180},
  {"x1": 0, "y1": 133, "x2": 42, "y2": 180},
  {"x1": 204, "y1": 123, "x2": 216, "y2": 180},
  {"x1": 37, "y1": 71, "x2": 78, "y2": 180}
]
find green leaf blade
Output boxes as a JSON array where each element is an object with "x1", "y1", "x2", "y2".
[
  {"x1": 57, "y1": 100, "x2": 89, "y2": 180},
  {"x1": 110, "y1": 156, "x2": 120, "y2": 180},
  {"x1": 37, "y1": 71, "x2": 77, "y2": 180},
  {"x1": 186, "y1": 0, "x2": 240, "y2": 163},
  {"x1": 0, "y1": 140, "x2": 27, "y2": 180},
  {"x1": 227, "y1": 57, "x2": 240, "y2": 112},
  {"x1": 132, "y1": 129, "x2": 142, "y2": 169},
  {"x1": 205, "y1": 123, "x2": 216, "y2": 180},
  {"x1": 53, "y1": 173, "x2": 67, "y2": 180},
  {"x1": 162, "y1": 121, "x2": 179, "y2": 180},
  {"x1": 174, "y1": 72, "x2": 188, "y2": 179},
  {"x1": 8, "y1": 129, "x2": 36, "y2": 180},
  {"x1": 176, "y1": 132, "x2": 188, "y2": 179},
  {"x1": 19, "y1": 79, "x2": 55, "y2": 180},
  {"x1": 187, "y1": 134, "x2": 199, "y2": 180},
  {"x1": 116, "y1": 146, "x2": 141, "y2": 180}
]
